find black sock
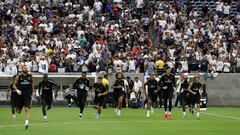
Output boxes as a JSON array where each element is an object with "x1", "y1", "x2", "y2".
[
  {"x1": 164, "y1": 98, "x2": 168, "y2": 112},
  {"x1": 169, "y1": 99, "x2": 172, "y2": 112},
  {"x1": 42, "y1": 106, "x2": 46, "y2": 116},
  {"x1": 12, "y1": 107, "x2": 15, "y2": 115}
]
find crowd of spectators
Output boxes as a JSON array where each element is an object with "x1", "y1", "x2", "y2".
[{"x1": 0, "y1": 0, "x2": 239, "y2": 75}]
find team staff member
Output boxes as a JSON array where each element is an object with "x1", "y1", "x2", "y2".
[
  {"x1": 144, "y1": 74, "x2": 158, "y2": 118},
  {"x1": 188, "y1": 75, "x2": 203, "y2": 119},
  {"x1": 13, "y1": 65, "x2": 34, "y2": 130},
  {"x1": 38, "y1": 74, "x2": 58, "y2": 122},
  {"x1": 112, "y1": 73, "x2": 125, "y2": 117},
  {"x1": 159, "y1": 67, "x2": 176, "y2": 119},
  {"x1": 93, "y1": 77, "x2": 108, "y2": 119},
  {"x1": 7, "y1": 75, "x2": 18, "y2": 120},
  {"x1": 73, "y1": 72, "x2": 90, "y2": 119}
]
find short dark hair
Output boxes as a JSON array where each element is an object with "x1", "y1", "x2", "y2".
[{"x1": 98, "y1": 77, "x2": 102, "y2": 80}]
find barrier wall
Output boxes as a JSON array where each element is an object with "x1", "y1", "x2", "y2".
[{"x1": 0, "y1": 73, "x2": 239, "y2": 106}]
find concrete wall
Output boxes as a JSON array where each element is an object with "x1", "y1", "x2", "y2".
[
  {"x1": 0, "y1": 73, "x2": 240, "y2": 106},
  {"x1": 204, "y1": 74, "x2": 240, "y2": 106}
]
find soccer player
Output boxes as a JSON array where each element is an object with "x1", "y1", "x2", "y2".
[
  {"x1": 188, "y1": 75, "x2": 203, "y2": 119},
  {"x1": 178, "y1": 74, "x2": 190, "y2": 118},
  {"x1": 144, "y1": 74, "x2": 158, "y2": 118},
  {"x1": 7, "y1": 75, "x2": 18, "y2": 120},
  {"x1": 38, "y1": 74, "x2": 58, "y2": 122},
  {"x1": 112, "y1": 73, "x2": 125, "y2": 117},
  {"x1": 13, "y1": 65, "x2": 34, "y2": 130},
  {"x1": 159, "y1": 67, "x2": 176, "y2": 119},
  {"x1": 93, "y1": 77, "x2": 108, "y2": 119},
  {"x1": 73, "y1": 72, "x2": 90, "y2": 119}
]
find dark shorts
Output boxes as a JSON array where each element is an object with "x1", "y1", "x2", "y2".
[
  {"x1": 113, "y1": 90, "x2": 124, "y2": 102},
  {"x1": 162, "y1": 89, "x2": 174, "y2": 99},
  {"x1": 77, "y1": 91, "x2": 88, "y2": 104},
  {"x1": 94, "y1": 96, "x2": 105, "y2": 107},
  {"x1": 147, "y1": 92, "x2": 157, "y2": 102},
  {"x1": 10, "y1": 92, "x2": 18, "y2": 108},
  {"x1": 17, "y1": 95, "x2": 32, "y2": 110},
  {"x1": 41, "y1": 94, "x2": 53, "y2": 106},
  {"x1": 192, "y1": 92, "x2": 201, "y2": 104}
]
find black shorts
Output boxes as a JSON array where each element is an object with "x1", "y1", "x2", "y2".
[
  {"x1": 17, "y1": 95, "x2": 32, "y2": 110},
  {"x1": 162, "y1": 90, "x2": 174, "y2": 99},
  {"x1": 77, "y1": 91, "x2": 88, "y2": 104},
  {"x1": 147, "y1": 92, "x2": 157, "y2": 102},
  {"x1": 113, "y1": 90, "x2": 124, "y2": 102},
  {"x1": 10, "y1": 92, "x2": 18, "y2": 108},
  {"x1": 192, "y1": 92, "x2": 201, "y2": 104},
  {"x1": 41, "y1": 94, "x2": 53, "y2": 106},
  {"x1": 94, "y1": 96, "x2": 105, "y2": 107}
]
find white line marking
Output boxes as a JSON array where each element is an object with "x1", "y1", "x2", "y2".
[
  {"x1": 202, "y1": 112, "x2": 240, "y2": 120},
  {"x1": 0, "y1": 120, "x2": 198, "y2": 129}
]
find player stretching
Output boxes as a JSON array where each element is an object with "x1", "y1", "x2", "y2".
[
  {"x1": 93, "y1": 77, "x2": 108, "y2": 119},
  {"x1": 159, "y1": 67, "x2": 176, "y2": 119},
  {"x1": 38, "y1": 74, "x2": 58, "y2": 122},
  {"x1": 188, "y1": 75, "x2": 203, "y2": 119},
  {"x1": 13, "y1": 65, "x2": 34, "y2": 129},
  {"x1": 7, "y1": 75, "x2": 18, "y2": 120},
  {"x1": 144, "y1": 74, "x2": 158, "y2": 118},
  {"x1": 112, "y1": 73, "x2": 125, "y2": 117},
  {"x1": 73, "y1": 72, "x2": 90, "y2": 119}
]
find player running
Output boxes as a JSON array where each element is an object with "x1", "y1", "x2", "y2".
[
  {"x1": 13, "y1": 65, "x2": 34, "y2": 130},
  {"x1": 144, "y1": 74, "x2": 158, "y2": 118},
  {"x1": 188, "y1": 75, "x2": 203, "y2": 119},
  {"x1": 159, "y1": 67, "x2": 176, "y2": 119},
  {"x1": 73, "y1": 72, "x2": 90, "y2": 119},
  {"x1": 112, "y1": 73, "x2": 125, "y2": 117},
  {"x1": 38, "y1": 74, "x2": 58, "y2": 122},
  {"x1": 7, "y1": 75, "x2": 18, "y2": 120},
  {"x1": 178, "y1": 74, "x2": 190, "y2": 118},
  {"x1": 93, "y1": 77, "x2": 108, "y2": 119}
]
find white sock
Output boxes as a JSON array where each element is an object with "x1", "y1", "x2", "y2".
[
  {"x1": 118, "y1": 109, "x2": 121, "y2": 116},
  {"x1": 25, "y1": 120, "x2": 29, "y2": 125},
  {"x1": 197, "y1": 112, "x2": 200, "y2": 117},
  {"x1": 13, "y1": 114, "x2": 16, "y2": 117},
  {"x1": 43, "y1": 116, "x2": 47, "y2": 119},
  {"x1": 183, "y1": 112, "x2": 186, "y2": 116},
  {"x1": 115, "y1": 108, "x2": 118, "y2": 113},
  {"x1": 165, "y1": 111, "x2": 168, "y2": 115},
  {"x1": 79, "y1": 113, "x2": 82, "y2": 116},
  {"x1": 147, "y1": 110, "x2": 150, "y2": 115},
  {"x1": 168, "y1": 112, "x2": 171, "y2": 115}
]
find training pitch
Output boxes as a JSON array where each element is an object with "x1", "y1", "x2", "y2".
[{"x1": 0, "y1": 107, "x2": 240, "y2": 135}]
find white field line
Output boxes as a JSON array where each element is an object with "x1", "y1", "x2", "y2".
[
  {"x1": 0, "y1": 120, "x2": 198, "y2": 129},
  {"x1": 202, "y1": 112, "x2": 240, "y2": 120}
]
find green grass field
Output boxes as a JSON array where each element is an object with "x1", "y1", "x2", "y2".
[{"x1": 0, "y1": 107, "x2": 240, "y2": 135}]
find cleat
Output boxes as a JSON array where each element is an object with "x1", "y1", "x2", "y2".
[
  {"x1": 43, "y1": 117, "x2": 48, "y2": 122},
  {"x1": 164, "y1": 114, "x2": 168, "y2": 119},
  {"x1": 167, "y1": 114, "x2": 172, "y2": 119},
  {"x1": 79, "y1": 113, "x2": 83, "y2": 119},
  {"x1": 25, "y1": 125, "x2": 29, "y2": 130}
]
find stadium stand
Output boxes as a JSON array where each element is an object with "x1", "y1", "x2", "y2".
[{"x1": 0, "y1": 0, "x2": 239, "y2": 75}]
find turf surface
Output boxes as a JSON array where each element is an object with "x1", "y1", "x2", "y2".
[{"x1": 0, "y1": 107, "x2": 240, "y2": 135}]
